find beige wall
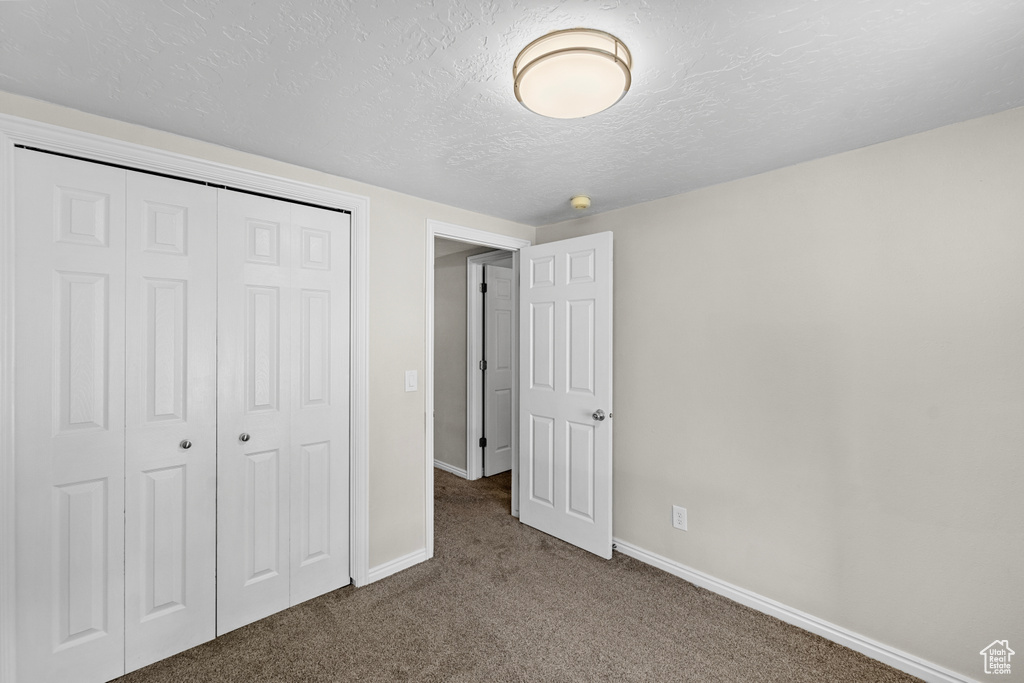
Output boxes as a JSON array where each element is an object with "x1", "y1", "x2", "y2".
[
  {"x1": 7, "y1": 88, "x2": 1022, "y2": 678},
  {"x1": 0, "y1": 91, "x2": 535, "y2": 569},
  {"x1": 433, "y1": 241, "x2": 493, "y2": 472},
  {"x1": 538, "y1": 106, "x2": 1024, "y2": 678}
]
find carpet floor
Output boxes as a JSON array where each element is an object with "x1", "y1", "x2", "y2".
[{"x1": 118, "y1": 469, "x2": 920, "y2": 682}]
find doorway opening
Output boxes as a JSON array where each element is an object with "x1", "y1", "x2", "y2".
[
  {"x1": 424, "y1": 222, "x2": 531, "y2": 558},
  {"x1": 433, "y1": 239, "x2": 516, "y2": 494},
  {"x1": 425, "y1": 221, "x2": 615, "y2": 561}
]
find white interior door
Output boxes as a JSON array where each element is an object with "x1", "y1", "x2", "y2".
[
  {"x1": 483, "y1": 264, "x2": 515, "y2": 476},
  {"x1": 518, "y1": 232, "x2": 613, "y2": 559},
  {"x1": 217, "y1": 190, "x2": 351, "y2": 635},
  {"x1": 14, "y1": 149, "x2": 128, "y2": 683},
  {"x1": 123, "y1": 172, "x2": 218, "y2": 671}
]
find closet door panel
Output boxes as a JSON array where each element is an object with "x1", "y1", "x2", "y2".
[
  {"x1": 124, "y1": 172, "x2": 217, "y2": 671},
  {"x1": 14, "y1": 149, "x2": 127, "y2": 683},
  {"x1": 217, "y1": 190, "x2": 293, "y2": 635},
  {"x1": 289, "y1": 208, "x2": 351, "y2": 605}
]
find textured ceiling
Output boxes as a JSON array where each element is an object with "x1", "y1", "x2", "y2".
[{"x1": 1, "y1": 0, "x2": 1023, "y2": 226}]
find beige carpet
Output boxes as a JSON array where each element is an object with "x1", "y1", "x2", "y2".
[{"x1": 118, "y1": 469, "x2": 920, "y2": 682}]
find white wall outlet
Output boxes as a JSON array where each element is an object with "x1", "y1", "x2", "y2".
[
  {"x1": 672, "y1": 505, "x2": 688, "y2": 531},
  {"x1": 405, "y1": 369, "x2": 418, "y2": 392}
]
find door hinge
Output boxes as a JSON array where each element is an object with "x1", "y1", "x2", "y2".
[
  {"x1": 479, "y1": 359, "x2": 487, "y2": 371},
  {"x1": 480, "y1": 283, "x2": 487, "y2": 293},
  {"x1": 479, "y1": 437, "x2": 487, "y2": 448}
]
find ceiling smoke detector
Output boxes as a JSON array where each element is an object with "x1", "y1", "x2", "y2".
[{"x1": 570, "y1": 195, "x2": 592, "y2": 210}]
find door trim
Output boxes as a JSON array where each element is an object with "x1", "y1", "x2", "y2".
[
  {"x1": 0, "y1": 113, "x2": 371, "y2": 683},
  {"x1": 465, "y1": 251, "x2": 518, "y2": 486},
  {"x1": 425, "y1": 221, "x2": 530, "y2": 558}
]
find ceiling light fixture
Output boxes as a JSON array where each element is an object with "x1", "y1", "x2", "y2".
[{"x1": 514, "y1": 28, "x2": 632, "y2": 119}]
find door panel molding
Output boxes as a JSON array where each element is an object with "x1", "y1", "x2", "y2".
[{"x1": 0, "y1": 113, "x2": 371, "y2": 683}]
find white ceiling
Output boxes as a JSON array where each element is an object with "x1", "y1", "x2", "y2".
[{"x1": 2, "y1": 0, "x2": 1023, "y2": 226}]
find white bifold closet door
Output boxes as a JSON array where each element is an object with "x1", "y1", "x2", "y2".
[
  {"x1": 13, "y1": 150, "x2": 218, "y2": 682},
  {"x1": 123, "y1": 172, "x2": 218, "y2": 671},
  {"x1": 15, "y1": 149, "x2": 128, "y2": 683},
  {"x1": 216, "y1": 190, "x2": 351, "y2": 635},
  {"x1": 13, "y1": 148, "x2": 351, "y2": 682}
]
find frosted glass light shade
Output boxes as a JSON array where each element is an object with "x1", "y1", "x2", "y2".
[{"x1": 514, "y1": 28, "x2": 632, "y2": 119}]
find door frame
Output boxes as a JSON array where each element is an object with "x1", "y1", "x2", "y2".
[
  {"x1": 0, "y1": 113, "x2": 371, "y2": 683},
  {"x1": 425, "y1": 221, "x2": 530, "y2": 557},
  {"x1": 465, "y1": 250, "x2": 517, "y2": 484}
]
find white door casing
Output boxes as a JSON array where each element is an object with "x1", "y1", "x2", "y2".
[
  {"x1": 483, "y1": 264, "x2": 515, "y2": 477},
  {"x1": 14, "y1": 150, "x2": 128, "y2": 683},
  {"x1": 217, "y1": 190, "x2": 351, "y2": 635},
  {"x1": 124, "y1": 172, "x2": 218, "y2": 671},
  {"x1": 519, "y1": 232, "x2": 613, "y2": 559}
]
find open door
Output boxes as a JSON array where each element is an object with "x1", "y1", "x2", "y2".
[
  {"x1": 518, "y1": 232, "x2": 613, "y2": 559},
  {"x1": 483, "y1": 263, "x2": 515, "y2": 476}
]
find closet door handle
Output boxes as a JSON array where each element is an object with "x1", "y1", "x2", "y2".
[
  {"x1": 238, "y1": 433, "x2": 251, "y2": 443},
  {"x1": 179, "y1": 439, "x2": 192, "y2": 450}
]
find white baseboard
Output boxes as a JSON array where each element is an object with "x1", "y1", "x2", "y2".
[
  {"x1": 433, "y1": 459, "x2": 468, "y2": 479},
  {"x1": 612, "y1": 538, "x2": 976, "y2": 683},
  {"x1": 366, "y1": 548, "x2": 430, "y2": 585}
]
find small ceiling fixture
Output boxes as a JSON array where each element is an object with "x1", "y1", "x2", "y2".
[
  {"x1": 570, "y1": 195, "x2": 592, "y2": 210},
  {"x1": 514, "y1": 28, "x2": 632, "y2": 119}
]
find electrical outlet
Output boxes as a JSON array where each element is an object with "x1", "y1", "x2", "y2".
[{"x1": 672, "y1": 505, "x2": 688, "y2": 531}]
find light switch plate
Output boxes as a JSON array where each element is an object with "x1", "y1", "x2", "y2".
[{"x1": 405, "y1": 370, "x2": 418, "y2": 392}]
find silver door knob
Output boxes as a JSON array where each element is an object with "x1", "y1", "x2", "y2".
[
  {"x1": 179, "y1": 439, "x2": 192, "y2": 450},
  {"x1": 239, "y1": 433, "x2": 251, "y2": 442},
  {"x1": 592, "y1": 409, "x2": 606, "y2": 421}
]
